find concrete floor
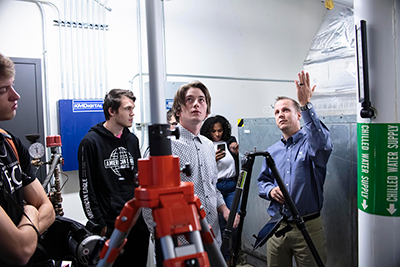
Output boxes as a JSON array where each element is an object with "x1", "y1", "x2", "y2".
[{"x1": 146, "y1": 235, "x2": 260, "y2": 267}]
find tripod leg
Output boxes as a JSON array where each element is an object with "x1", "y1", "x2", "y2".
[
  {"x1": 188, "y1": 231, "x2": 205, "y2": 253},
  {"x1": 97, "y1": 199, "x2": 141, "y2": 267},
  {"x1": 160, "y1": 235, "x2": 176, "y2": 260},
  {"x1": 221, "y1": 186, "x2": 242, "y2": 256},
  {"x1": 200, "y1": 217, "x2": 227, "y2": 267},
  {"x1": 232, "y1": 214, "x2": 244, "y2": 267},
  {"x1": 232, "y1": 155, "x2": 255, "y2": 267},
  {"x1": 297, "y1": 221, "x2": 325, "y2": 267}
]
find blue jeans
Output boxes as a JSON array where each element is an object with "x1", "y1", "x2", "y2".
[{"x1": 217, "y1": 177, "x2": 239, "y2": 261}]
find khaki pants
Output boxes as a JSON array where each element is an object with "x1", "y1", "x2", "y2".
[{"x1": 266, "y1": 216, "x2": 327, "y2": 267}]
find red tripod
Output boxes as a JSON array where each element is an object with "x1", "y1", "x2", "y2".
[{"x1": 97, "y1": 125, "x2": 226, "y2": 267}]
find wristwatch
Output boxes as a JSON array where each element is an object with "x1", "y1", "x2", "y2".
[{"x1": 300, "y1": 102, "x2": 313, "y2": 111}]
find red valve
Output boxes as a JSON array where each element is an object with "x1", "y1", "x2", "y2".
[{"x1": 46, "y1": 135, "x2": 62, "y2": 147}]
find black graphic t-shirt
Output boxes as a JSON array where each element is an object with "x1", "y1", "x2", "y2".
[
  {"x1": 0, "y1": 131, "x2": 36, "y2": 267},
  {"x1": 0, "y1": 132, "x2": 35, "y2": 225},
  {"x1": 78, "y1": 122, "x2": 141, "y2": 230}
]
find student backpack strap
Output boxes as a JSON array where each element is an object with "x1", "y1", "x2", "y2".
[{"x1": 0, "y1": 128, "x2": 20, "y2": 164}]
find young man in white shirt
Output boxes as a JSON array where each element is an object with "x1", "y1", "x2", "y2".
[{"x1": 171, "y1": 80, "x2": 239, "y2": 247}]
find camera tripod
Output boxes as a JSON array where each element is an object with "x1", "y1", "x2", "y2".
[
  {"x1": 221, "y1": 150, "x2": 324, "y2": 267},
  {"x1": 98, "y1": 124, "x2": 226, "y2": 267}
]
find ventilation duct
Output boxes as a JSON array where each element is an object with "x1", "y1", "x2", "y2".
[{"x1": 304, "y1": 5, "x2": 356, "y2": 116}]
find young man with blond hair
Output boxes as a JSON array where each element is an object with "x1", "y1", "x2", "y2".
[{"x1": 0, "y1": 53, "x2": 55, "y2": 266}]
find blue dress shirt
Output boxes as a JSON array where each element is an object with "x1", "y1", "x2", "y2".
[{"x1": 257, "y1": 107, "x2": 333, "y2": 217}]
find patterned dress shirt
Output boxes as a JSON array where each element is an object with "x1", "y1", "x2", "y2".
[{"x1": 171, "y1": 124, "x2": 226, "y2": 246}]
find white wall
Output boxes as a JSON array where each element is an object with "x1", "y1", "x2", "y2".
[
  {"x1": 158, "y1": 0, "x2": 327, "y2": 138},
  {"x1": 0, "y1": 0, "x2": 327, "y2": 222}
]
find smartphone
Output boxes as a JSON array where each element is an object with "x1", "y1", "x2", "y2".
[{"x1": 217, "y1": 143, "x2": 225, "y2": 151}]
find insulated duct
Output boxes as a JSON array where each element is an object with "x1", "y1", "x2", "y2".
[{"x1": 303, "y1": 5, "x2": 356, "y2": 116}]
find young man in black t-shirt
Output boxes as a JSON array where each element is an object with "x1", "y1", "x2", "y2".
[{"x1": 0, "y1": 53, "x2": 55, "y2": 266}]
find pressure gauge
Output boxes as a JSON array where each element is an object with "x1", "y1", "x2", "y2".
[{"x1": 28, "y1": 142, "x2": 45, "y2": 159}]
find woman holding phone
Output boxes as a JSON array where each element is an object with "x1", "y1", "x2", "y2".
[{"x1": 201, "y1": 115, "x2": 239, "y2": 264}]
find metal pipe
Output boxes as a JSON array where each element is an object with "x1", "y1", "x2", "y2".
[
  {"x1": 92, "y1": 0, "x2": 98, "y2": 98},
  {"x1": 161, "y1": 0, "x2": 167, "y2": 75},
  {"x1": 81, "y1": 0, "x2": 111, "y2": 98},
  {"x1": 145, "y1": 0, "x2": 167, "y2": 124},
  {"x1": 56, "y1": 0, "x2": 110, "y2": 100},
  {"x1": 93, "y1": 0, "x2": 112, "y2": 12},
  {"x1": 102, "y1": 6, "x2": 109, "y2": 97},
  {"x1": 98, "y1": 2, "x2": 105, "y2": 95},
  {"x1": 134, "y1": 0, "x2": 147, "y2": 151},
  {"x1": 103, "y1": 0, "x2": 110, "y2": 96},
  {"x1": 88, "y1": 0, "x2": 94, "y2": 98},
  {"x1": 355, "y1": 1, "x2": 400, "y2": 266},
  {"x1": 97, "y1": 1, "x2": 104, "y2": 96},
  {"x1": 16, "y1": 0, "x2": 62, "y2": 136},
  {"x1": 76, "y1": 0, "x2": 83, "y2": 98},
  {"x1": 19, "y1": 0, "x2": 65, "y2": 104},
  {"x1": 70, "y1": 0, "x2": 76, "y2": 99},
  {"x1": 130, "y1": 72, "x2": 294, "y2": 84},
  {"x1": 36, "y1": 2, "x2": 50, "y2": 138},
  {"x1": 64, "y1": 0, "x2": 70, "y2": 99},
  {"x1": 83, "y1": 0, "x2": 90, "y2": 98},
  {"x1": 93, "y1": 1, "x2": 100, "y2": 98}
]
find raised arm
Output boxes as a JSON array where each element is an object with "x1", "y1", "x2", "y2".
[
  {"x1": 295, "y1": 70, "x2": 315, "y2": 106},
  {"x1": 296, "y1": 71, "x2": 333, "y2": 164}
]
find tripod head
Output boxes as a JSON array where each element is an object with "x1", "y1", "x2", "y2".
[
  {"x1": 241, "y1": 150, "x2": 269, "y2": 167},
  {"x1": 148, "y1": 123, "x2": 179, "y2": 157}
]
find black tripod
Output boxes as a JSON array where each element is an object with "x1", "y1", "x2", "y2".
[{"x1": 221, "y1": 150, "x2": 324, "y2": 267}]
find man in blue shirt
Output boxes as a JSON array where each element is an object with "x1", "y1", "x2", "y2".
[{"x1": 258, "y1": 71, "x2": 333, "y2": 267}]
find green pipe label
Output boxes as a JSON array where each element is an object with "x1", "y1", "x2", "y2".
[{"x1": 358, "y1": 123, "x2": 400, "y2": 216}]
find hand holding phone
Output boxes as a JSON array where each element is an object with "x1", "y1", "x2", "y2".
[
  {"x1": 217, "y1": 143, "x2": 226, "y2": 152},
  {"x1": 216, "y1": 143, "x2": 226, "y2": 161}
]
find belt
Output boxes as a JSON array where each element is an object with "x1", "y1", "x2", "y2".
[
  {"x1": 303, "y1": 212, "x2": 320, "y2": 222},
  {"x1": 217, "y1": 177, "x2": 236, "y2": 183},
  {"x1": 286, "y1": 212, "x2": 320, "y2": 223}
]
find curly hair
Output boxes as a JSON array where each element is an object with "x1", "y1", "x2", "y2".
[{"x1": 200, "y1": 115, "x2": 232, "y2": 142}]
